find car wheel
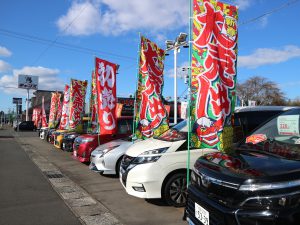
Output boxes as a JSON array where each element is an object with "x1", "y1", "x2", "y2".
[
  {"x1": 115, "y1": 157, "x2": 123, "y2": 177},
  {"x1": 163, "y1": 172, "x2": 187, "y2": 207}
]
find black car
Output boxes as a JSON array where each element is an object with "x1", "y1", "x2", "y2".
[
  {"x1": 185, "y1": 108, "x2": 300, "y2": 225},
  {"x1": 61, "y1": 132, "x2": 80, "y2": 152},
  {"x1": 14, "y1": 121, "x2": 36, "y2": 131}
]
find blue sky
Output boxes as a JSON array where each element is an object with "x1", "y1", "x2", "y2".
[{"x1": 1, "y1": 0, "x2": 300, "y2": 113}]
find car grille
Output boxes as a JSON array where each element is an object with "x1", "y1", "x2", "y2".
[{"x1": 192, "y1": 172, "x2": 239, "y2": 207}]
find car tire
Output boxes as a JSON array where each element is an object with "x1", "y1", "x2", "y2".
[
  {"x1": 115, "y1": 157, "x2": 123, "y2": 177},
  {"x1": 163, "y1": 172, "x2": 187, "y2": 207}
]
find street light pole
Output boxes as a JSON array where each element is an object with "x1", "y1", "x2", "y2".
[
  {"x1": 165, "y1": 32, "x2": 188, "y2": 125},
  {"x1": 174, "y1": 47, "x2": 178, "y2": 125}
]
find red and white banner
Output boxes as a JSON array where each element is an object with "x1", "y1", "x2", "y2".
[
  {"x1": 69, "y1": 79, "x2": 88, "y2": 131},
  {"x1": 41, "y1": 96, "x2": 48, "y2": 127},
  {"x1": 48, "y1": 92, "x2": 61, "y2": 128},
  {"x1": 32, "y1": 108, "x2": 41, "y2": 128},
  {"x1": 95, "y1": 57, "x2": 117, "y2": 135},
  {"x1": 59, "y1": 84, "x2": 70, "y2": 130},
  {"x1": 90, "y1": 71, "x2": 98, "y2": 132}
]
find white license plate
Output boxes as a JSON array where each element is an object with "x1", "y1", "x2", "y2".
[
  {"x1": 62, "y1": 143, "x2": 65, "y2": 149},
  {"x1": 195, "y1": 202, "x2": 209, "y2": 225}
]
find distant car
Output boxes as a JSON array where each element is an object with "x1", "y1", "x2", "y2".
[
  {"x1": 14, "y1": 121, "x2": 36, "y2": 131},
  {"x1": 73, "y1": 116, "x2": 133, "y2": 163},
  {"x1": 233, "y1": 106, "x2": 299, "y2": 143},
  {"x1": 61, "y1": 132, "x2": 80, "y2": 152},
  {"x1": 39, "y1": 127, "x2": 48, "y2": 139},
  {"x1": 89, "y1": 137, "x2": 140, "y2": 176}
]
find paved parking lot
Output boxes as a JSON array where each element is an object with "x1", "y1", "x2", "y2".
[{"x1": 11, "y1": 129, "x2": 186, "y2": 225}]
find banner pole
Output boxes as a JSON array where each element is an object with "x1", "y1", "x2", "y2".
[
  {"x1": 132, "y1": 32, "x2": 141, "y2": 142},
  {"x1": 187, "y1": 0, "x2": 193, "y2": 186}
]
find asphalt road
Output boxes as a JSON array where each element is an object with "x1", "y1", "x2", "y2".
[
  {"x1": 1, "y1": 128, "x2": 187, "y2": 225},
  {"x1": 0, "y1": 129, "x2": 82, "y2": 225}
]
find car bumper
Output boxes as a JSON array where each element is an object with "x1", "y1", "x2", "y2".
[
  {"x1": 89, "y1": 155, "x2": 115, "y2": 175},
  {"x1": 120, "y1": 163, "x2": 164, "y2": 199},
  {"x1": 61, "y1": 140, "x2": 74, "y2": 152},
  {"x1": 185, "y1": 185, "x2": 300, "y2": 225}
]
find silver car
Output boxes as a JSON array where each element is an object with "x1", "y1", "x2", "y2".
[{"x1": 89, "y1": 137, "x2": 140, "y2": 176}]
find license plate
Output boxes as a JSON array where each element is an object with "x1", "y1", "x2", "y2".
[
  {"x1": 62, "y1": 143, "x2": 65, "y2": 149},
  {"x1": 73, "y1": 151, "x2": 77, "y2": 157},
  {"x1": 195, "y1": 202, "x2": 209, "y2": 225}
]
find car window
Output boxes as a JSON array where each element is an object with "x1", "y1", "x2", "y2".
[
  {"x1": 238, "y1": 109, "x2": 300, "y2": 160},
  {"x1": 117, "y1": 119, "x2": 132, "y2": 134}
]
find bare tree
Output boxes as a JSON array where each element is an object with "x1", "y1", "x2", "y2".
[{"x1": 236, "y1": 76, "x2": 285, "y2": 106}]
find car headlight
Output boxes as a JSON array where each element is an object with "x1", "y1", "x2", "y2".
[
  {"x1": 67, "y1": 134, "x2": 77, "y2": 139},
  {"x1": 81, "y1": 137, "x2": 94, "y2": 143},
  {"x1": 132, "y1": 147, "x2": 169, "y2": 164}
]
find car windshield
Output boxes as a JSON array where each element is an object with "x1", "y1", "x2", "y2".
[
  {"x1": 155, "y1": 120, "x2": 187, "y2": 142},
  {"x1": 238, "y1": 108, "x2": 300, "y2": 160}
]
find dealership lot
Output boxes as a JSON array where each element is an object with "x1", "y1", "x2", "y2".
[{"x1": 11, "y1": 129, "x2": 186, "y2": 225}]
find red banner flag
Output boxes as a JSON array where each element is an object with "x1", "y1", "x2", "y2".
[
  {"x1": 69, "y1": 79, "x2": 88, "y2": 132},
  {"x1": 191, "y1": 0, "x2": 238, "y2": 151},
  {"x1": 134, "y1": 36, "x2": 169, "y2": 139},
  {"x1": 95, "y1": 57, "x2": 117, "y2": 135},
  {"x1": 59, "y1": 84, "x2": 70, "y2": 130},
  {"x1": 90, "y1": 71, "x2": 98, "y2": 132},
  {"x1": 48, "y1": 92, "x2": 61, "y2": 128},
  {"x1": 41, "y1": 96, "x2": 48, "y2": 127},
  {"x1": 32, "y1": 108, "x2": 41, "y2": 128}
]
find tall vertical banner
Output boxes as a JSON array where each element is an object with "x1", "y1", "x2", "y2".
[
  {"x1": 69, "y1": 79, "x2": 88, "y2": 132},
  {"x1": 95, "y1": 57, "x2": 117, "y2": 135},
  {"x1": 59, "y1": 84, "x2": 70, "y2": 130},
  {"x1": 191, "y1": 0, "x2": 238, "y2": 151},
  {"x1": 90, "y1": 71, "x2": 98, "y2": 132},
  {"x1": 41, "y1": 96, "x2": 48, "y2": 127},
  {"x1": 48, "y1": 92, "x2": 61, "y2": 128},
  {"x1": 135, "y1": 36, "x2": 169, "y2": 139},
  {"x1": 32, "y1": 108, "x2": 41, "y2": 128}
]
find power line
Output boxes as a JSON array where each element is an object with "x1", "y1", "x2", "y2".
[
  {"x1": 239, "y1": 0, "x2": 300, "y2": 26},
  {"x1": 31, "y1": 3, "x2": 90, "y2": 65},
  {"x1": 0, "y1": 28, "x2": 136, "y2": 61}
]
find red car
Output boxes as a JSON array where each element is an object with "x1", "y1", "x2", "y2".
[{"x1": 73, "y1": 117, "x2": 133, "y2": 163}]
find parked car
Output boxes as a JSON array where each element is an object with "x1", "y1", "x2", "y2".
[
  {"x1": 61, "y1": 132, "x2": 81, "y2": 152},
  {"x1": 14, "y1": 121, "x2": 36, "y2": 131},
  {"x1": 185, "y1": 108, "x2": 300, "y2": 225},
  {"x1": 233, "y1": 106, "x2": 298, "y2": 143},
  {"x1": 120, "y1": 120, "x2": 218, "y2": 207},
  {"x1": 46, "y1": 129, "x2": 56, "y2": 144},
  {"x1": 73, "y1": 116, "x2": 133, "y2": 163},
  {"x1": 39, "y1": 127, "x2": 48, "y2": 139},
  {"x1": 53, "y1": 130, "x2": 71, "y2": 149},
  {"x1": 89, "y1": 137, "x2": 140, "y2": 176}
]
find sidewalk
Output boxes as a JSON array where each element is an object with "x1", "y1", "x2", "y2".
[
  {"x1": 12, "y1": 129, "x2": 186, "y2": 225},
  {"x1": 0, "y1": 129, "x2": 82, "y2": 225}
]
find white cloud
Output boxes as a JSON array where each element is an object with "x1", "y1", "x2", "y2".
[
  {"x1": 166, "y1": 61, "x2": 189, "y2": 79},
  {"x1": 0, "y1": 60, "x2": 12, "y2": 72},
  {"x1": 235, "y1": 0, "x2": 252, "y2": 10},
  {"x1": 0, "y1": 66, "x2": 64, "y2": 95},
  {"x1": 238, "y1": 45, "x2": 300, "y2": 69},
  {"x1": 0, "y1": 46, "x2": 12, "y2": 57},
  {"x1": 57, "y1": 0, "x2": 189, "y2": 36}
]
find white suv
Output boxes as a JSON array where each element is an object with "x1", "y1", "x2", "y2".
[{"x1": 119, "y1": 120, "x2": 217, "y2": 207}]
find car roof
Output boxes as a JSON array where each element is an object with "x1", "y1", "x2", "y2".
[{"x1": 234, "y1": 106, "x2": 300, "y2": 113}]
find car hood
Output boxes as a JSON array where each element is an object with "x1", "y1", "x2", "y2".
[
  {"x1": 94, "y1": 139, "x2": 130, "y2": 151},
  {"x1": 195, "y1": 150, "x2": 300, "y2": 183},
  {"x1": 125, "y1": 138, "x2": 172, "y2": 157}
]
